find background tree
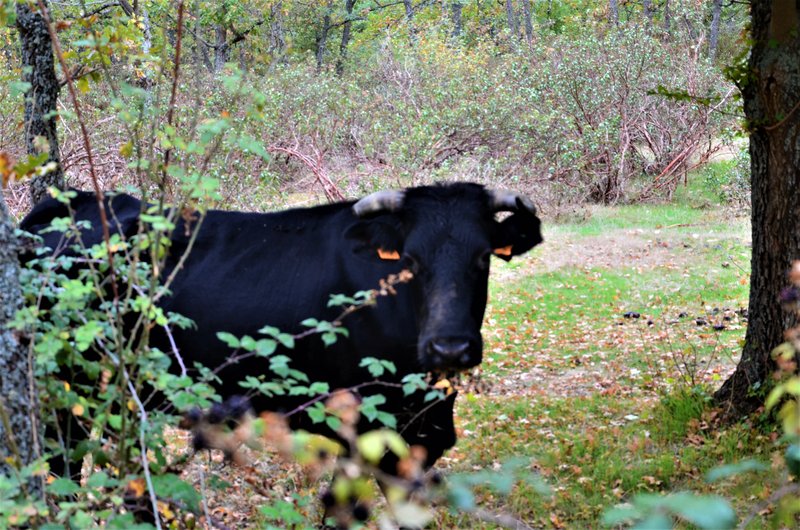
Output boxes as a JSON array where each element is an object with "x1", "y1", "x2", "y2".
[
  {"x1": 16, "y1": 0, "x2": 63, "y2": 204},
  {"x1": 714, "y1": 0, "x2": 800, "y2": 417},
  {"x1": 0, "y1": 186, "x2": 42, "y2": 497}
]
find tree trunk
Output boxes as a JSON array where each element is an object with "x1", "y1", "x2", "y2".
[
  {"x1": 269, "y1": 1, "x2": 287, "y2": 65},
  {"x1": 0, "y1": 188, "x2": 42, "y2": 496},
  {"x1": 521, "y1": 0, "x2": 534, "y2": 43},
  {"x1": 214, "y1": 23, "x2": 228, "y2": 73},
  {"x1": 609, "y1": 0, "x2": 619, "y2": 27},
  {"x1": 16, "y1": 0, "x2": 64, "y2": 205},
  {"x1": 451, "y1": 2, "x2": 463, "y2": 38},
  {"x1": 336, "y1": 0, "x2": 356, "y2": 75},
  {"x1": 643, "y1": 0, "x2": 653, "y2": 26},
  {"x1": 403, "y1": 0, "x2": 414, "y2": 21},
  {"x1": 709, "y1": 0, "x2": 723, "y2": 60},
  {"x1": 316, "y1": 6, "x2": 332, "y2": 71},
  {"x1": 403, "y1": 0, "x2": 416, "y2": 41},
  {"x1": 715, "y1": 0, "x2": 800, "y2": 419},
  {"x1": 505, "y1": 0, "x2": 517, "y2": 36}
]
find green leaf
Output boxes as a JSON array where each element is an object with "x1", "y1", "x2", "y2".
[
  {"x1": 49, "y1": 477, "x2": 81, "y2": 496},
  {"x1": 662, "y1": 493, "x2": 736, "y2": 529},
  {"x1": 308, "y1": 402, "x2": 326, "y2": 423},
  {"x1": 240, "y1": 335, "x2": 257, "y2": 351},
  {"x1": 152, "y1": 474, "x2": 201, "y2": 512},
  {"x1": 325, "y1": 415, "x2": 342, "y2": 432},
  {"x1": 705, "y1": 460, "x2": 768, "y2": 482},
  {"x1": 216, "y1": 332, "x2": 240, "y2": 348},
  {"x1": 632, "y1": 513, "x2": 674, "y2": 530},
  {"x1": 392, "y1": 502, "x2": 433, "y2": 528},
  {"x1": 356, "y1": 430, "x2": 408, "y2": 464},
  {"x1": 237, "y1": 134, "x2": 270, "y2": 160},
  {"x1": 255, "y1": 339, "x2": 277, "y2": 357},
  {"x1": 602, "y1": 504, "x2": 641, "y2": 526}
]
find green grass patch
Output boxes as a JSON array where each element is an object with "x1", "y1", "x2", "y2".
[{"x1": 446, "y1": 179, "x2": 784, "y2": 528}]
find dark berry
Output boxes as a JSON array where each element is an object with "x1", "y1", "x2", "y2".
[
  {"x1": 321, "y1": 490, "x2": 335, "y2": 508},
  {"x1": 352, "y1": 504, "x2": 369, "y2": 522},
  {"x1": 192, "y1": 431, "x2": 208, "y2": 451},
  {"x1": 207, "y1": 403, "x2": 227, "y2": 424},
  {"x1": 225, "y1": 395, "x2": 252, "y2": 419}
]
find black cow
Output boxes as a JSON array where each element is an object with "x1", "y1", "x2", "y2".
[{"x1": 20, "y1": 182, "x2": 542, "y2": 472}]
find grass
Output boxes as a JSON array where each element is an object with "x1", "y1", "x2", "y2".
[{"x1": 434, "y1": 165, "x2": 788, "y2": 528}]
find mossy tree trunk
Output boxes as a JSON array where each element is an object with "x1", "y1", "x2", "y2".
[
  {"x1": 0, "y1": 188, "x2": 41, "y2": 495},
  {"x1": 715, "y1": 0, "x2": 800, "y2": 418},
  {"x1": 16, "y1": 0, "x2": 64, "y2": 204}
]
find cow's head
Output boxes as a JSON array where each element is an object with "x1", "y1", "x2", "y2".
[{"x1": 345, "y1": 183, "x2": 542, "y2": 372}]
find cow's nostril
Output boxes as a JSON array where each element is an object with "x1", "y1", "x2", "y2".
[{"x1": 429, "y1": 339, "x2": 471, "y2": 360}]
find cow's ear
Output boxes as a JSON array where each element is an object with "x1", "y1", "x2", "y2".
[
  {"x1": 344, "y1": 219, "x2": 404, "y2": 261},
  {"x1": 491, "y1": 207, "x2": 543, "y2": 262}
]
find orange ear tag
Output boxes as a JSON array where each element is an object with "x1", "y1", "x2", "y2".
[
  {"x1": 377, "y1": 248, "x2": 400, "y2": 260},
  {"x1": 493, "y1": 245, "x2": 513, "y2": 257}
]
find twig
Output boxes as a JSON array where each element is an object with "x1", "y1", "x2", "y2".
[
  {"x1": 161, "y1": 0, "x2": 185, "y2": 192},
  {"x1": 37, "y1": 0, "x2": 120, "y2": 304},
  {"x1": 268, "y1": 144, "x2": 344, "y2": 202},
  {"x1": 125, "y1": 374, "x2": 163, "y2": 530},
  {"x1": 162, "y1": 324, "x2": 188, "y2": 377},
  {"x1": 737, "y1": 483, "x2": 800, "y2": 530}
]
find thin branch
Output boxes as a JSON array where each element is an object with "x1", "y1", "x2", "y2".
[
  {"x1": 161, "y1": 0, "x2": 185, "y2": 191},
  {"x1": 37, "y1": 0, "x2": 120, "y2": 303}
]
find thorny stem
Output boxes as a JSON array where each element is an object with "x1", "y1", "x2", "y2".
[
  {"x1": 161, "y1": 0, "x2": 185, "y2": 191},
  {"x1": 36, "y1": 0, "x2": 120, "y2": 306},
  {"x1": 125, "y1": 374, "x2": 162, "y2": 530}
]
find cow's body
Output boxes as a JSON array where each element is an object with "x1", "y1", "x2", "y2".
[{"x1": 20, "y1": 183, "x2": 542, "y2": 470}]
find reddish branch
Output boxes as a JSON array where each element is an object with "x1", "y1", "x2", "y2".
[
  {"x1": 268, "y1": 143, "x2": 344, "y2": 202},
  {"x1": 36, "y1": 0, "x2": 119, "y2": 302}
]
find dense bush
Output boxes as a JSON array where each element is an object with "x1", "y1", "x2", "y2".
[{"x1": 3, "y1": 21, "x2": 737, "y2": 215}]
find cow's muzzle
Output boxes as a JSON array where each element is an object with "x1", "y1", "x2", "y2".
[{"x1": 425, "y1": 337, "x2": 481, "y2": 370}]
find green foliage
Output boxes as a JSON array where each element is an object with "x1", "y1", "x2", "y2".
[{"x1": 602, "y1": 492, "x2": 736, "y2": 529}]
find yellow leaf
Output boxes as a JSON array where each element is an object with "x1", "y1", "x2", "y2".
[
  {"x1": 77, "y1": 77, "x2": 90, "y2": 94},
  {"x1": 63, "y1": 381, "x2": 70, "y2": 392},
  {"x1": 0, "y1": 153, "x2": 13, "y2": 186},
  {"x1": 126, "y1": 478, "x2": 147, "y2": 498},
  {"x1": 433, "y1": 379, "x2": 451, "y2": 390},
  {"x1": 119, "y1": 141, "x2": 133, "y2": 158}
]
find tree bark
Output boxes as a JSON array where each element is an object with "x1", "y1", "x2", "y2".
[
  {"x1": 505, "y1": 0, "x2": 517, "y2": 36},
  {"x1": 269, "y1": 1, "x2": 287, "y2": 65},
  {"x1": 715, "y1": 0, "x2": 800, "y2": 418},
  {"x1": 521, "y1": 0, "x2": 534, "y2": 43},
  {"x1": 451, "y1": 2, "x2": 463, "y2": 38},
  {"x1": 0, "y1": 188, "x2": 42, "y2": 496},
  {"x1": 609, "y1": 0, "x2": 619, "y2": 27},
  {"x1": 316, "y1": 4, "x2": 332, "y2": 71},
  {"x1": 709, "y1": 0, "x2": 724, "y2": 60},
  {"x1": 16, "y1": 0, "x2": 64, "y2": 205},
  {"x1": 403, "y1": 0, "x2": 416, "y2": 42},
  {"x1": 336, "y1": 0, "x2": 356, "y2": 75},
  {"x1": 214, "y1": 23, "x2": 228, "y2": 73},
  {"x1": 643, "y1": 0, "x2": 653, "y2": 26},
  {"x1": 663, "y1": 0, "x2": 671, "y2": 34}
]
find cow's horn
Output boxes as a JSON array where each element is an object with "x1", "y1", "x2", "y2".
[
  {"x1": 488, "y1": 189, "x2": 536, "y2": 214},
  {"x1": 352, "y1": 190, "x2": 405, "y2": 217}
]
